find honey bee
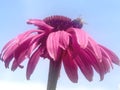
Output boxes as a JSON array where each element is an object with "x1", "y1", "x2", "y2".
[{"x1": 72, "y1": 17, "x2": 86, "y2": 29}]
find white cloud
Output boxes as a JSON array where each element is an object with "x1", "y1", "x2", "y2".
[
  {"x1": 0, "y1": 81, "x2": 106, "y2": 90},
  {"x1": 58, "y1": 86, "x2": 106, "y2": 90},
  {"x1": 118, "y1": 84, "x2": 120, "y2": 90},
  {"x1": 0, "y1": 81, "x2": 46, "y2": 90}
]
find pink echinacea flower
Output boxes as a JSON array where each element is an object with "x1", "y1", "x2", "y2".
[{"x1": 0, "y1": 15, "x2": 120, "y2": 90}]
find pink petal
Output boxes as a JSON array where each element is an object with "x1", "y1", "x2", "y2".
[
  {"x1": 27, "y1": 33, "x2": 45, "y2": 57},
  {"x1": 29, "y1": 33, "x2": 45, "y2": 46},
  {"x1": 2, "y1": 43, "x2": 18, "y2": 61},
  {"x1": 11, "y1": 50, "x2": 27, "y2": 71},
  {"x1": 84, "y1": 47, "x2": 105, "y2": 80},
  {"x1": 27, "y1": 42, "x2": 39, "y2": 58},
  {"x1": 13, "y1": 30, "x2": 43, "y2": 44},
  {"x1": 99, "y1": 45, "x2": 120, "y2": 65},
  {"x1": 14, "y1": 36, "x2": 33, "y2": 59},
  {"x1": 1, "y1": 30, "x2": 42, "y2": 61},
  {"x1": 67, "y1": 28, "x2": 88, "y2": 48},
  {"x1": 101, "y1": 56, "x2": 111, "y2": 73},
  {"x1": 47, "y1": 31, "x2": 69, "y2": 60},
  {"x1": 100, "y1": 46, "x2": 113, "y2": 69},
  {"x1": 75, "y1": 50, "x2": 93, "y2": 81},
  {"x1": 1, "y1": 39, "x2": 19, "y2": 67},
  {"x1": 58, "y1": 31, "x2": 70, "y2": 50},
  {"x1": 88, "y1": 37, "x2": 102, "y2": 60},
  {"x1": 26, "y1": 47, "x2": 42, "y2": 80},
  {"x1": 63, "y1": 49, "x2": 78, "y2": 83},
  {"x1": 47, "y1": 32, "x2": 60, "y2": 60},
  {"x1": 68, "y1": 34, "x2": 81, "y2": 58},
  {"x1": 8, "y1": 36, "x2": 34, "y2": 70},
  {"x1": 4, "y1": 54, "x2": 14, "y2": 68},
  {"x1": 1, "y1": 39, "x2": 15, "y2": 54},
  {"x1": 27, "y1": 19, "x2": 53, "y2": 30}
]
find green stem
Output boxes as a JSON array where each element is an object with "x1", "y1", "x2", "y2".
[{"x1": 47, "y1": 60, "x2": 61, "y2": 90}]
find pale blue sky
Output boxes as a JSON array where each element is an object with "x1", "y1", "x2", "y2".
[{"x1": 0, "y1": 0, "x2": 120, "y2": 90}]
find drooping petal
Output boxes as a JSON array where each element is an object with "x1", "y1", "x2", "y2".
[
  {"x1": 47, "y1": 31, "x2": 70, "y2": 60},
  {"x1": 1, "y1": 29, "x2": 46, "y2": 69},
  {"x1": 26, "y1": 47, "x2": 42, "y2": 80},
  {"x1": 86, "y1": 47, "x2": 111, "y2": 79},
  {"x1": 63, "y1": 49, "x2": 78, "y2": 83},
  {"x1": 75, "y1": 49, "x2": 93, "y2": 81},
  {"x1": 1, "y1": 39, "x2": 15, "y2": 54},
  {"x1": 67, "y1": 28, "x2": 88, "y2": 48},
  {"x1": 99, "y1": 45, "x2": 120, "y2": 65},
  {"x1": 11, "y1": 50, "x2": 27, "y2": 71},
  {"x1": 16, "y1": 29, "x2": 44, "y2": 42},
  {"x1": 58, "y1": 31, "x2": 70, "y2": 50},
  {"x1": 12, "y1": 29, "x2": 44, "y2": 45},
  {"x1": 47, "y1": 32, "x2": 60, "y2": 60},
  {"x1": 27, "y1": 33, "x2": 45, "y2": 57},
  {"x1": 2, "y1": 43, "x2": 18, "y2": 61},
  {"x1": 27, "y1": 19, "x2": 53, "y2": 31},
  {"x1": 88, "y1": 37, "x2": 102, "y2": 60},
  {"x1": 1, "y1": 30, "x2": 43, "y2": 60},
  {"x1": 84, "y1": 47, "x2": 105, "y2": 80},
  {"x1": 29, "y1": 33, "x2": 45, "y2": 46},
  {"x1": 27, "y1": 42, "x2": 39, "y2": 58},
  {"x1": 68, "y1": 33, "x2": 80, "y2": 58},
  {"x1": 1, "y1": 38, "x2": 20, "y2": 68},
  {"x1": 100, "y1": 46, "x2": 113, "y2": 69},
  {"x1": 10, "y1": 36, "x2": 33, "y2": 70},
  {"x1": 11, "y1": 32, "x2": 45, "y2": 71},
  {"x1": 101, "y1": 57, "x2": 111, "y2": 73},
  {"x1": 4, "y1": 54, "x2": 14, "y2": 68}
]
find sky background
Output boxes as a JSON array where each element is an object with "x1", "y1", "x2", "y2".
[{"x1": 0, "y1": 0, "x2": 120, "y2": 90}]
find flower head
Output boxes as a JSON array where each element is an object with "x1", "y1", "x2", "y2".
[{"x1": 0, "y1": 15, "x2": 120, "y2": 84}]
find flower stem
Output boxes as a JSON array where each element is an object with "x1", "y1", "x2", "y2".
[{"x1": 47, "y1": 60, "x2": 61, "y2": 90}]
